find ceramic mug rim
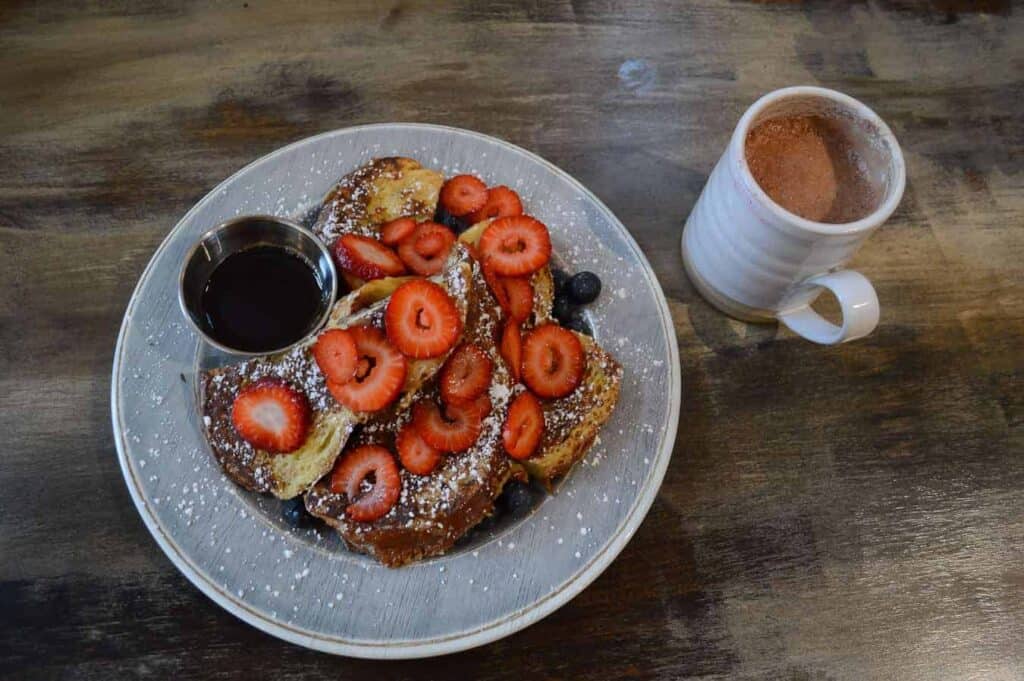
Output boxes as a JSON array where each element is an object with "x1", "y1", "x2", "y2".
[{"x1": 730, "y1": 85, "x2": 907, "y2": 237}]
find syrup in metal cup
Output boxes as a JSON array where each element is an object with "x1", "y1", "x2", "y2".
[{"x1": 178, "y1": 215, "x2": 338, "y2": 356}]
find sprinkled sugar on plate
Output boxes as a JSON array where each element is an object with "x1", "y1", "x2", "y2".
[{"x1": 112, "y1": 124, "x2": 680, "y2": 658}]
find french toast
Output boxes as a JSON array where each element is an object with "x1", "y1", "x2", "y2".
[
  {"x1": 199, "y1": 246, "x2": 474, "y2": 499},
  {"x1": 312, "y1": 156, "x2": 443, "y2": 249},
  {"x1": 457, "y1": 221, "x2": 622, "y2": 486},
  {"x1": 304, "y1": 260, "x2": 519, "y2": 566}
]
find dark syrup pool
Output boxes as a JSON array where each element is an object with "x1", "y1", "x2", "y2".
[{"x1": 200, "y1": 246, "x2": 327, "y2": 353}]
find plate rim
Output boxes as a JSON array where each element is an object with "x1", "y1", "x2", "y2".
[{"x1": 111, "y1": 122, "x2": 681, "y2": 658}]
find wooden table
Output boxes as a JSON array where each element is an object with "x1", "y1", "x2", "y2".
[{"x1": 2, "y1": 2, "x2": 1022, "y2": 679}]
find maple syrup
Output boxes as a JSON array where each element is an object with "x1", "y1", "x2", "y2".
[{"x1": 200, "y1": 246, "x2": 327, "y2": 353}]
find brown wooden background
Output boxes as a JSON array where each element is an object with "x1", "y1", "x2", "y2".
[{"x1": 2, "y1": 1, "x2": 1022, "y2": 679}]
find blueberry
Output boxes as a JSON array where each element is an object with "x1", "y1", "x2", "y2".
[
  {"x1": 282, "y1": 498, "x2": 311, "y2": 527},
  {"x1": 567, "y1": 271, "x2": 601, "y2": 305},
  {"x1": 500, "y1": 480, "x2": 542, "y2": 516},
  {"x1": 552, "y1": 295, "x2": 573, "y2": 324},
  {"x1": 563, "y1": 307, "x2": 593, "y2": 336},
  {"x1": 434, "y1": 206, "x2": 468, "y2": 233},
  {"x1": 552, "y1": 267, "x2": 571, "y2": 294}
]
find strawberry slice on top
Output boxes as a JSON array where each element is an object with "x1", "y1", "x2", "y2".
[
  {"x1": 440, "y1": 343, "x2": 493, "y2": 404},
  {"x1": 412, "y1": 394, "x2": 491, "y2": 453},
  {"x1": 311, "y1": 328, "x2": 358, "y2": 385},
  {"x1": 478, "y1": 215, "x2": 552, "y2": 277},
  {"x1": 330, "y1": 444, "x2": 401, "y2": 522},
  {"x1": 521, "y1": 323, "x2": 585, "y2": 398},
  {"x1": 333, "y1": 234, "x2": 406, "y2": 281},
  {"x1": 328, "y1": 325, "x2": 407, "y2": 412},
  {"x1": 385, "y1": 279, "x2": 462, "y2": 359},
  {"x1": 397, "y1": 221, "x2": 456, "y2": 276},
  {"x1": 468, "y1": 185, "x2": 524, "y2": 224},
  {"x1": 439, "y1": 174, "x2": 488, "y2": 217},
  {"x1": 500, "y1": 321, "x2": 523, "y2": 382},
  {"x1": 380, "y1": 216, "x2": 417, "y2": 246},
  {"x1": 503, "y1": 391, "x2": 545, "y2": 460},
  {"x1": 231, "y1": 377, "x2": 312, "y2": 454},
  {"x1": 396, "y1": 422, "x2": 443, "y2": 476}
]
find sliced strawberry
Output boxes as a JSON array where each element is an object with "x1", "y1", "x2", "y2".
[
  {"x1": 385, "y1": 279, "x2": 461, "y2": 359},
  {"x1": 397, "y1": 222, "x2": 456, "y2": 276},
  {"x1": 396, "y1": 422, "x2": 442, "y2": 476},
  {"x1": 333, "y1": 234, "x2": 406, "y2": 281},
  {"x1": 478, "y1": 215, "x2": 551, "y2": 277},
  {"x1": 522, "y1": 323, "x2": 585, "y2": 398},
  {"x1": 231, "y1": 377, "x2": 311, "y2": 454},
  {"x1": 440, "y1": 343, "x2": 493, "y2": 404},
  {"x1": 439, "y1": 174, "x2": 487, "y2": 217},
  {"x1": 482, "y1": 262, "x2": 510, "y2": 312},
  {"x1": 481, "y1": 263, "x2": 530, "y2": 321},
  {"x1": 468, "y1": 186, "x2": 524, "y2": 224},
  {"x1": 500, "y1": 321, "x2": 523, "y2": 382},
  {"x1": 497, "y1": 276, "x2": 533, "y2": 322},
  {"x1": 503, "y1": 391, "x2": 544, "y2": 460},
  {"x1": 330, "y1": 445, "x2": 401, "y2": 522},
  {"x1": 328, "y1": 325, "x2": 407, "y2": 412},
  {"x1": 380, "y1": 216, "x2": 417, "y2": 246},
  {"x1": 412, "y1": 394, "x2": 491, "y2": 452},
  {"x1": 311, "y1": 328, "x2": 357, "y2": 385}
]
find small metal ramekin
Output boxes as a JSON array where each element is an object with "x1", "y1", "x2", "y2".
[{"x1": 178, "y1": 215, "x2": 337, "y2": 356}]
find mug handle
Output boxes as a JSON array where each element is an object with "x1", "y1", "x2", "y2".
[{"x1": 776, "y1": 270, "x2": 879, "y2": 345}]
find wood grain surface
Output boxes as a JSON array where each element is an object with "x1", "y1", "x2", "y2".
[{"x1": 1, "y1": 1, "x2": 1022, "y2": 679}]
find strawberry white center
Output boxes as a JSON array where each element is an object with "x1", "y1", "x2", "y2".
[{"x1": 252, "y1": 400, "x2": 287, "y2": 434}]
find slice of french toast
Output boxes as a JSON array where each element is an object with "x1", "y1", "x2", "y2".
[
  {"x1": 457, "y1": 220, "x2": 622, "y2": 487},
  {"x1": 304, "y1": 259, "x2": 519, "y2": 567},
  {"x1": 311, "y1": 157, "x2": 443, "y2": 250},
  {"x1": 199, "y1": 246, "x2": 474, "y2": 500}
]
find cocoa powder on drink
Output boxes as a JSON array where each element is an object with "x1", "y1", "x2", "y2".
[{"x1": 744, "y1": 114, "x2": 880, "y2": 224}]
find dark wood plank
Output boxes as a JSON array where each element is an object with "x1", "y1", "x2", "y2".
[{"x1": 1, "y1": 1, "x2": 1022, "y2": 679}]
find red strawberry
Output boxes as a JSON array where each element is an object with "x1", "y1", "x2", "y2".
[
  {"x1": 440, "y1": 343, "x2": 493, "y2": 404},
  {"x1": 482, "y1": 263, "x2": 511, "y2": 312},
  {"x1": 311, "y1": 328, "x2": 357, "y2": 385},
  {"x1": 478, "y1": 215, "x2": 551, "y2": 277},
  {"x1": 522, "y1": 324, "x2": 584, "y2": 398},
  {"x1": 500, "y1": 321, "x2": 523, "y2": 382},
  {"x1": 385, "y1": 279, "x2": 462, "y2": 359},
  {"x1": 468, "y1": 186, "x2": 524, "y2": 224},
  {"x1": 330, "y1": 445, "x2": 401, "y2": 522},
  {"x1": 481, "y1": 264, "x2": 531, "y2": 322},
  {"x1": 397, "y1": 222, "x2": 456, "y2": 276},
  {"x1": 412, "y1": 394, "x2": 491, "y2": 452},
  {"x1": 231, "y1": 377, "x2": 312, "y2": 454},
  {"x1": 333, "y1": 234, "x2": 406, "y2": 281},
  {"x1": 396, "y1": 422, "x2": 442, "y2": 476},
  {"x1": 498, "y1": 276, "x2": 533, "y2": 322},
  {"x1": 380, "y1": 216, "x2": 417, "y2": 246},
  {"x1": 503, "y1": 391, "x2": 544, "y2": 460},
  {"x1": 439, "y1": 174, "x2": 487, "y2": 217},
  {"x1": 328, "y1": 325, "x2": 407, "y2": 412}
]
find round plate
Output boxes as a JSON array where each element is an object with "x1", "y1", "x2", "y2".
[{"x1": 112, "y1": 124, "x2": 680, "y2": 658}]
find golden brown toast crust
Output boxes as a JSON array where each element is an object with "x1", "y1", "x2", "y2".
[
  {"x1": 312, "y1": 157, "x2": 442, "y2": 248},
  {"x1": 521, "y1": 334, "x2": 623, "y2": 485},
  {"x1": 305, "y1": 261, "x2": 517, "y2": 566}
]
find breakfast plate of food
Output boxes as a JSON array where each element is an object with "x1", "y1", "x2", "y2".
[{"x1": 112, "y1": 123, "x2": 680, "y2": 657}]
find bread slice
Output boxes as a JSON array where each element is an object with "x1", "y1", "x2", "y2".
[
  {"x1": 305, "y1": 259, "x2": 519, "y2": 566},
  {"x1": 311, "y1": 157, "x2": 443, "y2": 250},
  {"x1": 457, "y1": 219, "x2": 622, "y2": 487},
  {"x1": 199, "y1": 247, "x2": 474, "y2": 500}
]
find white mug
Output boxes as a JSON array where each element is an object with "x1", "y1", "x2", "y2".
[{"x1": 681, "y1": 86, "x2": 905, "y2": 344}]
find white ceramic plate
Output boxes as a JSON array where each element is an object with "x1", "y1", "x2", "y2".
[{"x1": 111, "y1": 124, "x2": 680, "y2": 658}]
